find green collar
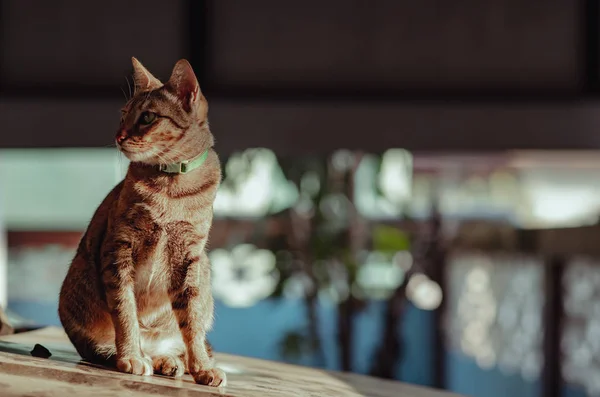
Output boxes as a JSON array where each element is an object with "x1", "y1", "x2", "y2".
[{"x1": 158, "y1": 149, "x2": 209, "y2": 174}]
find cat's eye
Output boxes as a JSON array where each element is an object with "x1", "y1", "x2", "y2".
[{"x1": 138, "y1": 112, "x2": 157, "y2": 126}]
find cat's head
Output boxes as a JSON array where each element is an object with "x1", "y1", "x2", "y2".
[{"x1": 116, "y1": 57, "x2": 212, "y2": 165}]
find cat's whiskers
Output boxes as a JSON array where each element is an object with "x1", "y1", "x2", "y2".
[
  {"x1": 163, "y1": 143, "x2": 203, "y2": 164},
  {"x1": 125, "y1": 76, "x2": 132, "y2": 100},
  {"x1": 144, "y1": 88, "x2": 153, "y2": 102},
  {"x1": 154, "y1": 151, "x2": 169, "y2": 166},
  {"x1": 162, "y1": 147, "x2": 189, "y2": 163},
  {"x1": 116, "y1": 150, "x2": 127, "y2": 178}
]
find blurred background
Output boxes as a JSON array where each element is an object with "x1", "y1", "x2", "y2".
[{"x1": 1, "y1": 1, "x2": 600, "y2": 396}]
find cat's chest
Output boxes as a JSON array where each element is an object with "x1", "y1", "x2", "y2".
[
  {"x1": 129, "y1": 198, "x2": 206, "y2": 290},
  {"x1": 146, "y1": 197, "x2": 206, "y2": 225},
  {"x1": 134, "y1": 230, "x2": 169, "y2": 296},
  {"x1": 130, "y1": 204, "x2": 201, "y2": 292}
]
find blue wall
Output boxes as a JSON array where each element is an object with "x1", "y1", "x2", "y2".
[{"x1": 445, "y1": 352, "x2": 540, "y2": 397}]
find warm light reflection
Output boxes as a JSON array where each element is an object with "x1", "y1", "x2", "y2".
[
  {"x1": 282, "y1": 273, "x2": 314, "y2": 299},
  {"x1": 331, "y1": 149, "x2": 355, "y2": 172},
  {"x1": 378, "y1": 149, "x2": 413, "y2": 206},
  {"x1": 562, "y1": 258, "x2": 600, "y2": 396},
  {"x1": 354, "y1": 149, "x2": 413, "y2": 219},
  {"x1": 525, "y1": 188, "x2": 599, "y2": 227},
  {"x1": 406, "y1": 273, "x2": 442, "y2": 311},
  {"x1": 214, "y1": 149, "x2": 298, "y2": 217},
  {"x1": 318, "y1": 280, "x2": 350, "y2": 304},
  {"x1": 210, "y1": 244, "x2": 279, "y2": 308},
  {"x1": 356, "y1": 252, "x2": 405, "y2": 300},
  {"x1": 446, "y1": 254, "x2": 543, "y2": 380}
]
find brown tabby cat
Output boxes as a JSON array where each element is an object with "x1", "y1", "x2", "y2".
[{"x1": 58, "y1": 57, "x2": 225, "y2": 387}]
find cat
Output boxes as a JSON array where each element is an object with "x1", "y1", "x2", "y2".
[{"x1": 58, "y1": 57, "x2": 225, "y2": 387}]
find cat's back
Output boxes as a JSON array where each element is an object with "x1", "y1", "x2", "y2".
[
  {"x1": 61, "y1": 180, "x2": 125, "y2": 291},
  {"x1": 79, "y1": 180, "x2": 126, "y2": 259},
  {"x1": 59, "y1": 180, "x2": 125, "y2": 328}
]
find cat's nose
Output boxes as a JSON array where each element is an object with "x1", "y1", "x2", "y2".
[{"x1": 116, "y1": 131, "x2": 128, "y2": 145}]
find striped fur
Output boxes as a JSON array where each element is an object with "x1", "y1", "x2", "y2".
[{"x1": 58, "y1": 58, "x2": 225, "y2": 387}]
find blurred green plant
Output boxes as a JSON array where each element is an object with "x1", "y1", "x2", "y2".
[
  {"x1": 373, "y1": 225, "x2": 410, "y2": 254},
  {"x1": 266, "y1": 152, "x2": 413, "y2": 369}
]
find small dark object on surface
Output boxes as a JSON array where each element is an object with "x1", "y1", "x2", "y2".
[{"x1": 30, "y1": 343, "x2": 52, "y2": 358}]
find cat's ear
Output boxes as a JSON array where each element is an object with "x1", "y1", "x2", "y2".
[
  {"x1": 131, "y1": 57, "x2": 162, "y2": 93},
  {"x1": 165, "y1": 59, "x2": 201, "y2": 113}
]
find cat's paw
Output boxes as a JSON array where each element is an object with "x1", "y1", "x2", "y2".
[
  {"x1": 192, "y1": 367, "x2": 227, "y2": 387},
  {"x1": 116, "y1": 354, "x2": 153, "y2": 376},
  {"x1": 153, "y1": 355, "x2": 185, "y2": 377}
]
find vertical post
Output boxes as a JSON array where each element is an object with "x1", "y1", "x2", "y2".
[
  {"x1": 541, "y1": 256, "x2": 565, "y2": 397},
  {"x1": 188, "y1": 0, "x2": 213, "y2": 91},
  {"x1": 338, "y1": 152, "x2": 365, "y2": 372},
  {"x1": 428, "y1": 208, "x2": 446, "y2": 389}
]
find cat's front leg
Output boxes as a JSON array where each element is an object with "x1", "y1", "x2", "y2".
[
  {"x1": 101, "y1": 238, "x2": 152, "y2": 376},
  {"x1": 169, "y1": 251, "x2": 226, "y2": 387}
]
